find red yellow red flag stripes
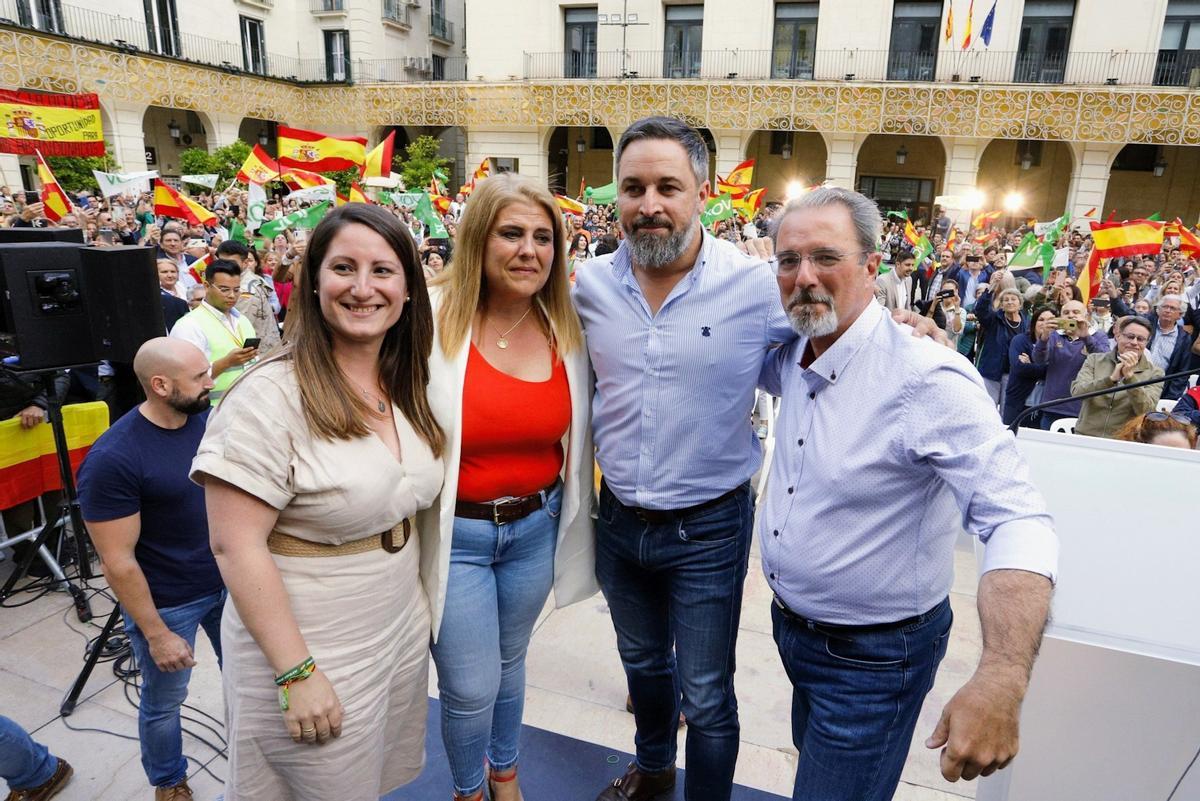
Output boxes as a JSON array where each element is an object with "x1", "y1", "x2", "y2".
[
  {"x1": 1077, "y1": 247, "x2": 1104, "y2": 306},
  {"x1": 1165, "y1": 218, "x2": 1200, "y2": 257},
  {"x1": 0, "y1": 90, "x2": 104, "y2": 157},
  {"x1": 360, "y1": 132, "x2": 395, "y2": 180},
  {"x1": 903, "y1": 219, "x2": 921, "y2": 246},
  {"x1": 188, "y1": 252, "x2": 212, "y2": 285},
  {"x1": 716, "y1": 159, "x2": 754, "y2": 197},
  {"x1": 971, "y1": 210, "x2": 1002, "y2": 229},
  {"x1": 280, "y1": 167, "x2": 332, "y2": 192},
  {"x1": 733, "y1": 187, "x2": 765, "y2": 219},
  {"x1": 961, "y1": 0, "x2": 974, "y2": 49},
  {"x1": 1089, "y1": 219, "x2": 1164, "y2": 258},
  {"x1": 35, "y1": 150, "x2": 71, "y2": 223},
  {"x1": 348, "y1": 183, "x2": 372, "y2": 204},
  {"x1": 237, "y1": 144, "x2": 281, "y2": 185},
  {"x1": 0, "y1": 402, "x2": 108, "y2": 509},
  {"x1": 277, "y1": 125, "x2": 367, "y2": 172},
  {"x1": 154, "y1": 179, "x2": 217, "y2": 227},
  {"x1": 555, "y1": 194, "x2": 586, "y2": 216},
  {"x1": 945, "y1": 228, "x2": 959, "y2": 253}
]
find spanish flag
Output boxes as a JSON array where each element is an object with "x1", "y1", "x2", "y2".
[
  {"x1": 1077, "y1": 247, "x2": 1104, "y2": 306},
  {"x1": 961, "y1": 0, "x2": 974, "y2": 49},
  {"x1": 944, "y1": 2, "x2": 954, "y2": 42},
  {"x1": 281, "y1": 167, "x2": 332, "y2": 192},
  {"x1": 1090, "y1": 219, "x2": 1165, "y2": 258},
  {"x1": 237, "y1": 144, "x2": 281, "y2": 185},
  {"x1": 1168, "y1": 218, "x2": 1200, "y2": 257},
  {"x1": 716, "y1": 159, "x2": 754, "y2": 197},
  {"x1": 945, "y1": 228, "x2": 959, "y2": 253},
  {"x1": 153, "y1": 179, "x2": 217, "y2": 227},
  {"x1": 0, "y1": 402, "x2": 108, "y2": 510},
  {"x1": 348, "y1": 183, "x2": 372, "y2": 204},
  {"x1": 188, "y1": 252, "x2": 212, "y2": 285},
  {"x1": 277, "y1": 125, "x2": 367, "y2": 172},
  {"x1": 555, "y1": 194, "x2": 586, "y2": 216},
  {"x1": 360, "y1": 132, "x2": 395, "y2": 180},
  {"x1": 733, "y1": 187, "x2": 766, "y2": 219},
  {"x1": 904, "y1": 219, "x2": 920, "y2": 246},
  {"x1": 35, "y1": 150, "x2": 71, "y2": 223},
  {"x1": 971, "y1": 210, "x2": 1002, "y2": 230},
  {"x1": 429, "y1": 177, "x2": 451, "y2": 215}
]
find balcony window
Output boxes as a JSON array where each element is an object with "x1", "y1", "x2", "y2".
[
  {"x1": 1155, "y1": 0, "x2": 1200, "y2": 85},
  {"x1": 888, "y1": 1, "x2": 940, "y2": 81},
  {"x1": 241, "y1": 16, "x2": 266, "y2": 75},
  {"x1": 432, "y1": 54, "x2": 445, "y2": 81},
  {"x1": 143, "y1": 0, "x2": 182, "y2": 58},
  {"x1": 324, "y1": 29, "x2": 350, "y2": 81},
  {"x1": 772, "y1": 2, "x2": 818, "y2": 80},
  {"x1": 15, "y1": 0, "x2": 65, "y2": 35},
  {"x1": 431, "y1": 0, "x2": 452, "y2": 42},
  {"x1": 664, "y1": 5, "x2": 703, "y2": 78},
  {"x1": 1014, "y1": 0, "x2": 1074, "y2": 83},
  {"x1": 564, "y1": 7, "x2": 598, "y2": 79}
]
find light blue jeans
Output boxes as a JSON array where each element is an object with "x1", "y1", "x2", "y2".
[
  {"x1": 0, "y1": 715, "x2": 58, "y2": 791},
  {"x1": 429, "y1": 483, "x2": 561, "y2": 796}
]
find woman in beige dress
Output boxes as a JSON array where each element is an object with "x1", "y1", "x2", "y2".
[{"x1": 191, "y1": 203, "x2": 445, "y2": 800}]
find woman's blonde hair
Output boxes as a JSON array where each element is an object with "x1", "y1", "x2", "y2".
[{"x1": 432, "y1": 172, "x2": 582, "y2": 356}]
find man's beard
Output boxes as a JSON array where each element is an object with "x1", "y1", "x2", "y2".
[
  {"x1": 786, "y1": 288, "x2": 839, "y2": 339},
  {"x1": 623, "y1": 215, "x2": 698, "y2": 269},
  {"x1": 168, "y1": 387, "x2": 211, "y2": 415}
]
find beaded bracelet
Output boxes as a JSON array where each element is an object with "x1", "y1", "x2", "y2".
[{"x1": 274, "y1": 656, "x2": 316, "y2": 712}]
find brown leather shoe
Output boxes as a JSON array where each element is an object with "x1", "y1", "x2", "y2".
[
  {"x1": 154, "y1": 778, "x2": 193, "y2": 801},
  {"x1": 594, "y1": 762, "x2": 676, "y2": 801},
  {"x1": 4, "y1": 757, "x2": 72, "y2": 801}
]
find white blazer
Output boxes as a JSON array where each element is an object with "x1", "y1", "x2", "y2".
[{"x1": 417, "y1": 295, "x2": 599, "y2": 641}]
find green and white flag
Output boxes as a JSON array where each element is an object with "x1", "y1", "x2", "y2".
[
  {"x1": 384, "y1": 191, "x2": 423, "y2": 207},
  {"x1": 414, "y1": 192, "x2": 448, "y2": 238},
  {"x1": 585, "y1": 182, "x2": 617, "y2": 205},
  {"x1": 913, "y1": 234, "x2": 934, "y2": 266},
  {"x1": 701, "y1": 193, "x2": 735, "y2": 227},
  {"x1": 92, "y1": 169, "x2": 158, "y2": 197},
  {"x1": 259, "y1": 201, "x2": 330, "y2": 239},
  {"x1": 245, "y1": 181, "x2": 267, "y2": 233},
  {"x1": 182, "y1": 173, "x2": 219, "y2": 189},
  {"x1": 285, "y1": 184, "x2": 336, "y2": 205}
]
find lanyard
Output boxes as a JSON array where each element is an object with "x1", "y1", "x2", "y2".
[{"x1": 202, "y1": 304, "x2": 245, "y2": 349}]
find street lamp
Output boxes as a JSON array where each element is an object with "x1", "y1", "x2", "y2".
[
  {"x1": 1003, "y1": 191, "x2": 1024, "y2": 213},
  {"x1": 895, "y1": 145, "x2": 908, "y2": 166},
  {"x1": 1153, "y1": 155, "x2": 1168, "y2": 177},
  {"x1": 258, "y1": 129, "x2": 269, "y2": 146},
  {"x1": 1020, "y1": 147, "x2": 1034, "y2": 171},
  {"x1": 167, "y1": 119, "x2": 181, "y2": 141},
  {"x1": 576, "y1": 136, "x2": 586, "y2": 153},
  {"x1": 781, "y1": 139, "x2": 792, "y2": 160}
]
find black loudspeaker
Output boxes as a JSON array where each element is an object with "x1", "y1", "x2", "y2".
[
  {"x1": 0, "y1": 227, "x2": 85, "y2": 245},
  {"x1": 78, "y1": 246, "x2": 163, "y2": 363},
  {"x1": 0, "y1": 242, "x2": 94, "y2": 368}
]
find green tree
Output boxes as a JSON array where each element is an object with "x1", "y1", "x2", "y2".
[
  {"x1": 44, "y1": 151, "x2": 120, "y2": 194},
  {"x1": 325, "y1": 167, "x2": 361, "y2": 196},
  {"x1": 179, "y1": 147, "x2": 217, "y2": 177},
  {"x1": 178, "y1": 140, "x2": 252, "y2": 184},
  {"x1": 397, "y1": 135, "x2": 450, "y2": 192}
]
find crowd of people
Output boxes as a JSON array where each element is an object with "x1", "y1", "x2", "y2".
[{"x1": 0, "y1": 111, "x2": 1192, "y2": 801}]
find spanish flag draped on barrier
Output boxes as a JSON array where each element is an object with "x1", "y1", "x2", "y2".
[
  {"x1": 154, "y1": 179, "x2": 217, "y2": 227},
  {"x1": 0, "y1": 402, "x2": 108, "y2": 510},
  {"x1": 0, "y1": 90, "x2": 104, "y2": 157},
  {"x1": 277, "y1": 126, "x2": 367, "y2": 173},
  {"x1": 35, "y1": 150, "x2": 72, "y2": 223}
]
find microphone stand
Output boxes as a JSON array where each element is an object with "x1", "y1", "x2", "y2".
[{"x1": 1009, "y1": 364, "x2": 1200, "y2": 434}]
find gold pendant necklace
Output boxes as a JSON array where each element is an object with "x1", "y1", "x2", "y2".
[{"x1": 489, "y1": 306, "x2": 533, "y2": 350}]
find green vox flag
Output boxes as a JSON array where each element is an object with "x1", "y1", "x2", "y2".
[
  {"x1": 886, "y1": 210, "x2": 909, "y2": 221},
  {"x1": 1147, "y1": 212, "x2": 1163, "y2": 222},
  {"x1": 414, "y1": 192, "x2": 449, "y2": 238},
  {"x1": 1008, "y1": 232, "x2": 1043, "y2": 273},
  {"x1": 585, "y1": 182, "x2": 617, "y2": 205},
  {"x1": 259, "y1": 201, "x2": 331, "y2": 239},
  {"x1": 229, "y1": 220, "x2": 247, "y2": 244},
  {"x1": 701, "y1": 193, "x2": 735, "y2": 227},
  {"x1": 913, "y1": 235, "x2": 934, "y2": 266}
]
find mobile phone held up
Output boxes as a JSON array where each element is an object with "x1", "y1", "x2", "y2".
[{"x1": 243, "y1": 338, "x2": 261, "y2": 350}]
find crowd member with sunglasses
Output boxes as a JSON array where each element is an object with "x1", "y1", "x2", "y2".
[
  {"x1": 1071, "y1": 315, "x2": 1164, "y2": 438},
  {"x1": 1113, "y1": 411, "x2": 1198, "y2": 449}
]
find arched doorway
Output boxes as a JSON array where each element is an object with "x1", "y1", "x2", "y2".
[
  {"x1": 546, "y1": 126, "x2": 615, "y2": 196},
  {"x1": 237, "y1": 117, "x2": 279, "y2": 157},
  {"x1": 1103, "y1": 144, "x2": 1200, "y2": 224},
  {"x1": 977, "y1": 139, "x2": 1074, "y2": 223},
  {"x1": 744, "y1": 129, "x2": 827, "y2": 202},
  {"x1": 855, "y1": 134, "x2": 946, "y2": 224},
  {"x1": 142, "y1": 107, "x2": 212, "y2": 179}
]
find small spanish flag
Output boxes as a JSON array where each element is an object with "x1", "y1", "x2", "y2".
[
  {"x1": 904, "y1": 219, "x2": 920, "y2": 246},
  {"x1": 153, "y1": 179, "x2": 217, "y2": 227},
  {"x1": 733, "y1": 187, "x2": 766, "y2": 219},
  {"x1": 189, "y1": 252, "x2": 212, "y2": 285},
  {"x1": 277, "y1": 125, "x2": 367, "y2": 172},
  {"x1": 555, "y1": 194, "x2": 586, "y2": 216},
  {"x1": 1089, "y1": 219, "x2": 1165, "y2": 259},
  {"x1": 35, "y1": 151, "x2": 72, "y2": 223},
  {"x1": 348, "y1": 183, "x2": 372, "y2": 204},
  {"x1": 716, "y1": 159, "x2": 755, "y2": 198},
  {"x1": 360, "y1": 132, "x2": 395, "y2": 180},
  {"x1": 281, "y1": 167, "x2": 332, "y2": 192},
  {"x1": 961, "y1": 0, "x2": 974, "y2": 49},
  {"x1": 971, "y1": 210, "x2": 1002, "y2": 230},
  {"x1": 945, "y1": 228, "x2": 958, "y2": 253},
  {"x1": 237, "y1": 144, "x2": 281, "y2": 185},
  {"x1": 1171, "y1": 219, "x2": 1200, "y2": 257}
]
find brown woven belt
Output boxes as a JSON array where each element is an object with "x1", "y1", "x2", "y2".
[
  {"x1": 455, "y1": 480, "x2": 559, "y2": 526},
  {"x1": 266, "y1": 518, "x2": 413, "y2": 557}
]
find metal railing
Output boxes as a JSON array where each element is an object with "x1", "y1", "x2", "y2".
[
  {"x1": 382, "y1": 0, "x2": 410, "y2": 27},
  {"x1": 525, "y1": 48, "x2": 1200, "y2": 87},
  {"x1": 0, "y1": 0, "x2": 467, "y2": 84},
  {"x1": 310, "y1": 0, "x2": 345, "y2": 12},
  {"x1": 430, "y1": 11, "x2": 453, "y2": 43}
]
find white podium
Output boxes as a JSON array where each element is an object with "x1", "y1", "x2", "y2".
[{"x1": 977, "y1": 430, "x2": 1200, "y2": 801}]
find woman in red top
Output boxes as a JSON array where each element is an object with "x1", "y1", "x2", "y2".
[{"x1": 420, "y1": 174, "x2": 598, "y2": 801}]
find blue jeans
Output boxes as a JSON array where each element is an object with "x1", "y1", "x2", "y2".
[
  {"x1": 771, "y1": 596, "x2": 954, "y2": 801},
  {"x1": 123, "y1": 589, "x2": 225, "y2": 788},
  {"x1": 0, "y1": 715, "x2": 58, "y2": 791},
  {"x1": 595, "y1": 481, "x2": 753, "y2": 801},
  {"x1": 429, "y1": 484, "x2": 561, "y2": 796}
]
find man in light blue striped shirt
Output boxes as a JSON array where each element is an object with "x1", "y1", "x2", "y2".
[
  {"x1": 758, "y1": 186, "x2": 1057, "y2": 801},
  {"x1": 575, "y1": 117, "x2": 793, "y2": 801}
]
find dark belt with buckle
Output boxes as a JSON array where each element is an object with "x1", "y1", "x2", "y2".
[
  {"x1": 604, "y1": 479, "x2": 745, "y2": 524},
  {"x1": 455, "y1": 480, "x2": 560, "y2": 525},
  {"x1": 773, "y1": 595, "x2": 947, "y2": 634}
]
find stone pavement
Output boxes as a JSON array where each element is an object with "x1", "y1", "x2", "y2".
[{"x1": 0, "y1": 537, "x2": 982, "y2": 801}]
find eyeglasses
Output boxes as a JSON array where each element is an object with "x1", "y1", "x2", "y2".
[
  {"x1": 1144, "y1": 411, "x2": 1193, "y2": 425},
  {"x1": 211, "y1": 284, "x2": 240, "y2": 296},
  {"x1": 1117, "y1": 331, "x2": 1149, "y2": 344},
  {"x1": 769, "y1": 250, "x2": 870, "y2": 276}
]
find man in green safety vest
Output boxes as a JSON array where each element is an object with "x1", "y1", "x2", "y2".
[{"x1": 168, "y1": 259, "x2": 258, "y2": 405}]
